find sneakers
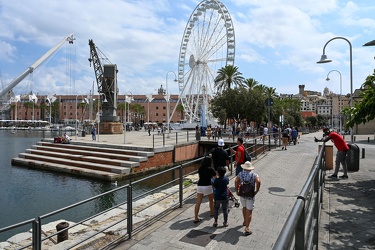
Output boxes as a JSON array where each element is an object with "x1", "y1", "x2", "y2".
[
  {"x1": 327, "y1": 174, "x2": 348, "y2": 179},
  {"x1": 327, "y1": 174, "x2": 338, "y2": 179}
]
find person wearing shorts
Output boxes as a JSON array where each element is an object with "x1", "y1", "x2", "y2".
[
  {"x1": 235, "y1": 161, "x2": 261, "y2": 235},
  {"x1": 194, "y1": 157, "x2": 216, "y2": 223}
]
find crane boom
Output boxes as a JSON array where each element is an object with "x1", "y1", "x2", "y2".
[
  {"x1": 0, "y1": 32, "x2": 75, "y2": 99},
  {"x1": 88, "y1": 39, "x2": 105, "y2": 94}
]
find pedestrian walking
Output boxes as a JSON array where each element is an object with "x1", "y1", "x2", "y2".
[
  {"x1": 235, "y1": 161, "x2": 261, "y2": 235},
  {"x1": 194, "y1": 157, "x2": 216, "y2": 223},
  {"x1": 315, "y1": 128, "x2": 349, "y2": 179},
  {"x1": 210, "y1": 139, "x2": 229, "y2": 171},
  {"x1": 281, "y1": 125, "x2": 289, "y2": 150},
  {"x1": 212, "y1": 166, "x2": 229, "y2": 227},
  {"x1": 230, "y1": 137, "x2": 245, "y2": 175},
  {"x1": 291, "y1": 126, "x2": 298, "y2": 145},
  {"x1": 91, "y1": 127, "x2": 96, "y2": 141}
]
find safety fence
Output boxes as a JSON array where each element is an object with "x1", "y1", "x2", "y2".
[
  {"x1": 152, "y1": 130, "x2": 196, "y2": 147},
  {"x1": 273, "y1": 142, "x2": 327, "y2": 249}
]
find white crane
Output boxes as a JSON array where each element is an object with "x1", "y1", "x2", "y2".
[{"x1": 0, "y1": 33, "x2": 75, "y2": 99}]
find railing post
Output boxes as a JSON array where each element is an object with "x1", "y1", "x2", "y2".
[
  {"x1": 152, "y1": 134, "x2": 155, "y2": 148},
  {"x1": 163, "y1": 133, "x2": 165, "y2": 147},
  {"x1": 314, "y1": 168, "x2": 320, "y2": 247},
  {"x1": 187, "y1": 131, "x2": 189, "y2": 142},
  {"x1": 295, "y1": 197, "x2": 306, "y2": 249},
  {"x1": 32, "y1": 219, "x2": 41, "y2": 250},
  {"x1": 127, "y1": 185, "x2": 133, "y2": 239},
  {"x1": 254, "y1": 139, "x2": 257, "y2": 159},
  {"x1": 176, "y1": 132, "x2": 178, "y2": 145},
  {"x1": 268, "y1": 133, "x2": 271, "y2": 151},
  {"x1": 179, "y1": 164, "x2": 183, "y2": 208}
]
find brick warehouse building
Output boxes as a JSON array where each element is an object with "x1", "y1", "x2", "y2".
[{"x1": 7, "y1": 93, "x2": 183, "y2": 126}]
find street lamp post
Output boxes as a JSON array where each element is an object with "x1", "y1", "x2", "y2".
[
  {"x1": 165, "y1": 71, "x2": 177, "y2": 137},
  {"x1": 124, "y1": 91, "x2": 133, "y2": 144},
  {"x1": 75, "y1": 95, "x2": 88, "y2": 140},
  {"x1": 326, "y1": 70, "x2": 342, "y2": 134},
  {"x1": 317, "y1": 36, "x2": 353, "y2": 143},
  {"x1": 146, "y1": 93, "x2": 154, "y2": 125},
  {"x1": 97, "y1": 93, "x2": 108, "y2": 142}
]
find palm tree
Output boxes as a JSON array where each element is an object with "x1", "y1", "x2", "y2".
[
  {"x1": 117, "y1": 102, "x2": 126, "y2": 123},
  {"x1": 176, "y1": 103, "x2": 185, "y2": 121},
  {"x1": 244, "y1": 78, "x2": 259, "y2": 90},
  {"x1": 214, "y1": 65, "x2": 245, "y2": 92},
  {"x1": 254, "y1": 84, "x2": 267, "y2": 94},
  {"x1": 264, "y1": 86, "x2": 278, "y2": 98}
]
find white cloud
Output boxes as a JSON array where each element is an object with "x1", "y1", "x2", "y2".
[{"x1": 0, "y1": 0, "x2": 374, "y2": 99}]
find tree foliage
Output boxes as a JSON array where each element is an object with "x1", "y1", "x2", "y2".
[
  {"x1": 343, "y1": 70, "x2": 375, "y2": 129},
  {"x1": 214, "y1": 65, "x2": 245, "y2": 92},
  {"x1": 210, "y1": 87, "x2": 265, "y2": 125}
]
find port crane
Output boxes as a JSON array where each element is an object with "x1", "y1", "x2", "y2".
[
  {"x1": 0, "y1": 33, "x2": 75, "y2": 99},
  {"x1": 88, "y1": 39, "x2": 119, "y2": 123}
]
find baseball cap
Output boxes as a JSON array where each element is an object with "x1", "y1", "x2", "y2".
[{"x1": 218, "y1": 139, "x2": 225, "y2": 146}]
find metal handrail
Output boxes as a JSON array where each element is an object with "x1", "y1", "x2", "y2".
[{"x1": 273, "y1": 143, "x2": 326, "y2": 249}]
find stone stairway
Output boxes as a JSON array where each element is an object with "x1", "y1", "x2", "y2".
[{"x1": 11, "y1": 139, "x2": 155, "y2": 181}]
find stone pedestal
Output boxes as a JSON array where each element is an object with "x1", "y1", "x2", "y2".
[{"x1": 99, "y1": 122, "x2": 123, "y2": 134}]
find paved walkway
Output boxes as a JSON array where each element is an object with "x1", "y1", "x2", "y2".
[
  {"x1": 77, "y1": 131, "x2": 374, "y2": 249},
  {"x1": 318, "y1": 134, "x2": 375, "y2": 249}
]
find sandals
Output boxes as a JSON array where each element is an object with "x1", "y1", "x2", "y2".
[
  {"x1": 213, "y1": 221, "x2": 218, "y2": 227},
  {"x1": 194, "y1": 218, "x2": 202, "y2": 224},
  {"x1": 244, "y1": 227, "x2": 252, "y2": 235},
  {"x1": 223, "y1": 222, "x2": 228, "y2": 227}
]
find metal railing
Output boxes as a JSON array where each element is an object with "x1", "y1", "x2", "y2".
[
  {"x1": 152, "y1": 130, "x2": 196, "y2": 147},
  {"x1": 0, "y1": 157, "x2": 204, "y2": 250},
  {"x1": 273, "y1": 142, "x2": 327, "y2": 250}
]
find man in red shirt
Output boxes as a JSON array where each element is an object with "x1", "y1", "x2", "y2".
[
  {"x1": 231, "y1": 138, "x2": 245, "y2": 175},
  {"x1": 315, "y1": 128, "x2": 349, "y2": 179}
]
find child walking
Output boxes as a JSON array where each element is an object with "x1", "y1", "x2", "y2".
[{"x1": 212, "y1": 166, "x2": 230, "y2": 227}]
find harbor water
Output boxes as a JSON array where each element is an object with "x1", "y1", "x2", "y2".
[{"x1": 0, "y1": 129, "x2": 197, "y2": 241}]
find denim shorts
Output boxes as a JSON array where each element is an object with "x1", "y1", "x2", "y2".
[{"x1": 240, "y1": 196, "x2": 255, "y2": 210}]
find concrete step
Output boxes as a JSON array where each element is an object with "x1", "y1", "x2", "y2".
[
  {"x1": 11, "y1": 157, "x2": 121, "y2": 181},
  {"x1": 37, "y1": 141, "x2": 154, "y2": 157},
  {"x1": 31, "y1": 145, "x2": 148, "y2": 162},
  {"x1": 24, "y1": 149, "x2": 140, "y2": 168},
  {"x1": 18, "y1": 153, "x2": 132, "y2": 174}
]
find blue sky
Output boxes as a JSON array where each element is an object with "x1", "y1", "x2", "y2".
[{"x1": 0, "y1": 0, "x2": 375, "y2": 98}]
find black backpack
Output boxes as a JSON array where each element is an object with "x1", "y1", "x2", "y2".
[
  {"x1": 283, "y1": 129, "x2": 289, "y2": 137},
  {"x1": 238, "y1": 172, "x2": 255, "y2": 197},
  {"x1": 244, "y1": 148, "x2": 252, "y2": 162}
]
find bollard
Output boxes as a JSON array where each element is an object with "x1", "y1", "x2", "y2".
[
  {"x1": 354, "y1": 136, "x2": 356, "y2": 141},
  {"x1": 362, "y1": 148, "x2": 365, "y2": 159},
  {"x1": 56, "y1": 222, "x2": 69, "y2": 243},
  {"x1": 369, "y1": 137, "x2": 370, "y2": 143}
]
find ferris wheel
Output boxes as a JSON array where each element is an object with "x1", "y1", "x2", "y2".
[{"x1": 177, "y1": 0, "x2": 235, "y2": 124}]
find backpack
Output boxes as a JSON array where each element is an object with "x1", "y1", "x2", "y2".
[
  {"x1": 282, "y1": 129, "x2": 289, "y2": 137},
  {"x1": 238, "y1": 173, "x2": 255, "y2": 197},
  {"x1": 244, "y1": 148, "x2": 252, "y2": 162}
]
